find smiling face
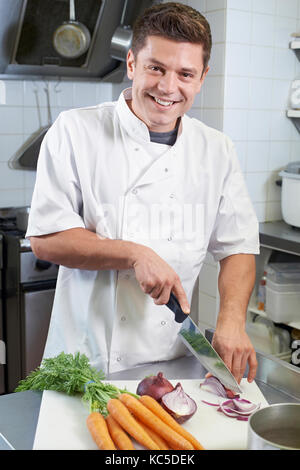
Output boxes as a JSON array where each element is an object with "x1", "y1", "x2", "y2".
[{"x1": 126, "y1": 35, "x2": 209, "y2": 133}]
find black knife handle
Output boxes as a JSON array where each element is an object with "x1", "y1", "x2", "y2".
[{"x1": 166, "y1": 292, "x2": 189, "y2": 323}]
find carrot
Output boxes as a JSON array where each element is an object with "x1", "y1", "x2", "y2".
[
  {"x1": 135, "y1": 418, "x2": 170, "y2": 450},
  {"x1": 106, "y1": 415, "x2": 135, "y2": 450},
  {"x1": 107, "y1": 398, "x2": 160, "y2": 450},
  {"x1": 118, "y1": 394, "x2": 194, "y2": 450},
  {"x1": 86, "y1": 412, "x2": 116, "y2": 450},
  {"x1": 139, "y1": 395, "x2": 205, "y2": 450}
]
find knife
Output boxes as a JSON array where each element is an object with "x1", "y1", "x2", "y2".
[{"x1": 166, "y1": 292, "x2": 242, "y2": 394}]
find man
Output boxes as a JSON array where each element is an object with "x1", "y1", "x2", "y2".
[{"x1": 27, "y1": 3, "x2": 259, "y2": 384}]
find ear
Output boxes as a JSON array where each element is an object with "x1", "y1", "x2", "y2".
[
  {"x1": 126, "y1": 49, "x2": 135, "y2": 81},
  {"x1": 197, "y1": 65, "x2": 209, "y2": 93}
]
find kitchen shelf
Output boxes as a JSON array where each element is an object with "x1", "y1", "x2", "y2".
[
  {"x1": 290, "y1": 40, "x2": 300, "y2": 60},
  {"x1": 287, "y1": 109, "x2": 300, "y2": 133},
  {"x1": 290, "y1": 40, "x2": 300, "y2": 49},
  {"x1": 248, "y1": 301, "x2": 300, "y2": 330},
  {"x1": 259, "y1": 220, "x2": 300, "y2": 256},
  {"x1": 287, "y1": 109, "x2": 300, "y2": 118}
]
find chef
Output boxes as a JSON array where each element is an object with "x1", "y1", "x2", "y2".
[{"x1": 26, "y1": 3, "x2": 259, "y2": 384}]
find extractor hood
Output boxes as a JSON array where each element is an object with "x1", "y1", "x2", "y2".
[{"x1": 0, "y1": 0, "x2": 156, "y2": 83}]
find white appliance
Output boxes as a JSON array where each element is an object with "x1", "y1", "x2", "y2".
[{"x1": 279, "y1": 161, "x2": 300, "y2": 228}]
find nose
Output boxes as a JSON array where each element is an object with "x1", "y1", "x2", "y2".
[{"x1": 157, "y1": 72, "x2": 177, "y2": 96}]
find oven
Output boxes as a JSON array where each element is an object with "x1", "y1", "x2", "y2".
[{"x1": 0, "y1": 207, "x2": 58, "y2": 393}]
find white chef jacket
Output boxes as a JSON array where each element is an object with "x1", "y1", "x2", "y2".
[{"x1": 26, "y1": 87, "x2": 260, "y2": 374}]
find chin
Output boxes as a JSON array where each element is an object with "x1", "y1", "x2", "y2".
[{"x1": 147, "y1": 113, "x2": 176, "y2": 128}]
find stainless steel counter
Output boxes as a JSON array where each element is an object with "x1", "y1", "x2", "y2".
[
  {"x1": 0, "y1": 352, "x2": 299, "y2": 450},
  {"x1": 259, "y1": 220, "x2": 300, "y2": 255}
]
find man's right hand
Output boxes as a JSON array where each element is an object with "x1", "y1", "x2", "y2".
[
  {"x1": 132, "y1": 245, "x2": 190, "y2": 314},
  {"x1": 30, "y1": 229, "x2": 190, "y2": 313}
]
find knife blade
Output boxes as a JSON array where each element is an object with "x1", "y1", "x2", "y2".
[{"x1": 166, "y1": 292, "x2": 242, "y2": 394}]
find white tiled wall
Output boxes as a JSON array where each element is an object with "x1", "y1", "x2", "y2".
[
  {"x1": 224, "y1": 0, "x2": 300, "y2": 224},
  {"x1": 187, "y1": 0, "x2": 226, "y2": 133},
  {"x1": 0, "y1": 80, "x2": 112, "y2": 207}
]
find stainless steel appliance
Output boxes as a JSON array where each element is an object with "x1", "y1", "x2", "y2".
[
  {"x1": 0, "y1": 207, "x2": 58, "y2": 393},
  {"x1": 0, "y1": 0, "x2": 157, "y2": 82}
]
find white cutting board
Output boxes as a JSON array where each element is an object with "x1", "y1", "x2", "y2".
[{"x1": 33, "y1": 379, "x2": 268, "y2": 450}]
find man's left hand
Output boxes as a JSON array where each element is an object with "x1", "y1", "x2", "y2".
[{"x1": 212, "y1": 323, "x2": 257, "y2": 384}]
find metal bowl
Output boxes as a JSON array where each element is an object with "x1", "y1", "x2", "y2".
[{"x1": 248, "y1": 403, "x2": 300, "y2": 450}]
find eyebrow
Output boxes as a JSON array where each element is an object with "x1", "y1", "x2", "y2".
[{"x1": 147, "y1": 58, "x2": 199, "y2": 75}]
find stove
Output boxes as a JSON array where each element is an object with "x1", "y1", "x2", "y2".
[{"x1": 0, "y1": 207, "x2": 58, "y2": 393}]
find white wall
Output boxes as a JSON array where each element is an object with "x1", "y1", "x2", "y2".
[
  {"x1": 224, "y1": 0, "x2": 300, "y2": 223},
  {"x1": 0, "y1": 80, "x2": 112, "y2": 207}
]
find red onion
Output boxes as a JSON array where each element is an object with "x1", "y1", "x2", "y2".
[
  {"x1": 136, "y1": 372, "x2": 174, "y2": 401},
  {"x1": 161, "y1": 382, "x2": 197, "y2": 423},
  {"x1": 200, "y1": 376, "x2": 240, "y2": 399},
  {"x1": 201, "y1": 397, "x2": 261, "y2": 421}
]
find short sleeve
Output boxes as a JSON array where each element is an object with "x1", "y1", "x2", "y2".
[
  {"x1": 26, "y1": 113, "x2": 85, "y2": 238},
  {"x1": 207, "y1": 142, "x2": 260, "y2": 262}
]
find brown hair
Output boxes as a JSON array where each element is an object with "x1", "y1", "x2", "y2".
[{"x1": 131, "y1": 2, "x2": 212, "y2": 71}]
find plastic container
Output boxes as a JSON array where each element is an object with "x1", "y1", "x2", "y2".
[
  {"x1": 265, "y1": 263, "x2": 300, "y2": 323},
  {"x1": 257, "y1": 271, "x2": 267, "y2": 311}
]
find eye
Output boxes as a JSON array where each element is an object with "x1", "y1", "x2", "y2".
[
  {"x1": 181, "y1": 72, "x2": 193, "y2": 79},
  {"x1": 148, "y1": 65, "x2": 162, "y2": 73}
]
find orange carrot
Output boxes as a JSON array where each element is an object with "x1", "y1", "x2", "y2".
[
  {"x1": 106, "y1": 415, "x2": 135, "y2": 450},
  {"x1": 107, "y1": 398, "x2": 160, "y2": 450},
  {"x1": 118, "y1": 394, "x2": 194, "y2": 450},
  {"x1": 135, "y1": 418, "x2": 170, "y2": 450},
  {"x1": 86, "y1": 412, "x2": 116, "y2": 450},
  {"x1": 139, "y1": 395, "x2": 205, "y2": 450}
]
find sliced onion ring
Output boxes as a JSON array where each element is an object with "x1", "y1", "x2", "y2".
[{"x1": 201, "y1": 397, "x2": 261, "y2": 421}]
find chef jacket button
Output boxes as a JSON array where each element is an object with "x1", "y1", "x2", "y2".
[
  {"x1": 161, "y1": 320, "x2": 166, "y2": 325},
  {"x1": 134, "y1": 147, "x2": 139, "y2": 151},
  {"x1": 168, "y1": 236, "x2": 172, "y2": 241},
  {"x1": 132, "y1": 188, "x2": 138, "y2": 194},
  {"x1": 121, "y1": 316, "x2": 126, "y2": 321},
  {"x1": 169, "y1": 193, "x2": 175, "y2": 198},
  {"x1": 117, "y1": 356, "x2": 122, "y2": 362},
  {"x1": 164, "y1": 168, "x2": 169, "y2": 172}
]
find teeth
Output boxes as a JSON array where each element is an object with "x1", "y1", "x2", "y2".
[{"x1": 154, "y1": 97, "x2": 173, "y2": 106}]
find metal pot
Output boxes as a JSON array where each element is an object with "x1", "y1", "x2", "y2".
[
  {"x1": 248, "y1": 403, "x2": 300, "y2": 450},
  {"x1": 53, "y1": 0, "x2": 91, "y2": 59},
  {"x1": 16, "y1": 207, "x2": 30, "y2": 233},
  {"x1": 110, "y1": 0, "x2": 132, "y2": 62}
]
